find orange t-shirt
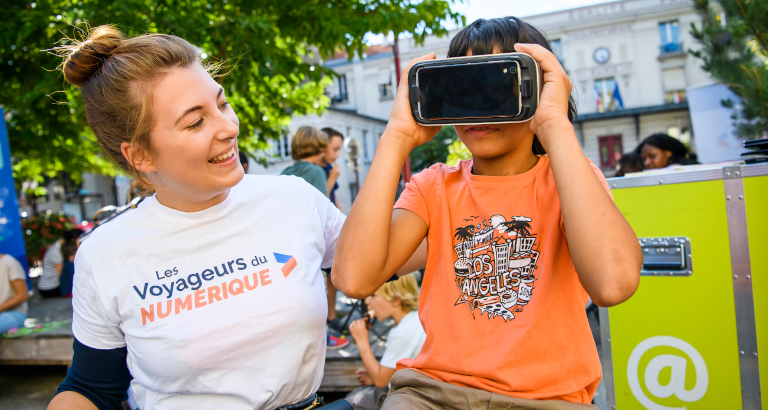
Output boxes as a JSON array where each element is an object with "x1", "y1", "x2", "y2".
[{"x1": 394, "y1": 155, "x2": 611, "y2": 403}]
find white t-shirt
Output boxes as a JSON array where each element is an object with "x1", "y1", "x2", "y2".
[
  {"x1": 0, "y1": 255, "x2": 28, "y2": 314},
  {"x1": 380, "y1": 311, "x2": 426, "y2": 369},
  {"x1": 38, "y1": 240, "x2": 63, "y2": 290},
  {"x1": 73, "y1": 175, "x2": 345, "y2": 410}
]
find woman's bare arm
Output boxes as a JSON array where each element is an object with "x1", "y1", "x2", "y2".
[{"x1": 47, "y1": 392, "x2": 98, "y2": 410}]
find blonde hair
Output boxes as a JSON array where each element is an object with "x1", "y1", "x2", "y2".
[
  {"x1": 375, "y1": 273, "x2": 420, "y2": 312},
  {"x1": 291, "y1": 126, "x2": 328, "y2": 160},
  {"x1": 56, "y1": 25, "x2": 206, "y2": 191}
]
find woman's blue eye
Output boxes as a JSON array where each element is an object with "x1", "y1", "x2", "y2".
[{"x1": 221, "y1": 101, "x2": 230, "y2": 109}]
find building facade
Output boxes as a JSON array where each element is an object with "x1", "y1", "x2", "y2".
[
  {"x1": 527, "y1": 0, "x2": 713, "y2": 172},
  {"x1": 33, "y1": 0, "x2": 712, "y2": 219},
  {"x1": 270, "y1": 0, "x2": 715, "y2": 212}
]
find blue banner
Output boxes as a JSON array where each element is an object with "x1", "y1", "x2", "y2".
[{"x1": 0, "y1": 108, "x2": 29, "y2": 275}]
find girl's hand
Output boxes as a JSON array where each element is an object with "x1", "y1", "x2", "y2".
[
  {"x1": 513, "y1": 43, "x2": 573, "y2": 147},
  {"x1": 349, "y1": 319, "x2": 369, "y2": 345},
  {"x1": 355, "y1": 368, "x2": 374, "y2": 386},
  {"x1": 384, "y1": 53, "x2": 442, "y2": 151}
]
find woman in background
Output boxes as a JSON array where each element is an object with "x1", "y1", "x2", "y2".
[
  {"x1": 0, "y1": 254, "x2": 29, "y2": 333},
  {"x1": 635, "y1": 134, "x2": 697, "y2": 170},
  {"x1": 37, "y1": 228, "x2": 83, "y2": 298}
]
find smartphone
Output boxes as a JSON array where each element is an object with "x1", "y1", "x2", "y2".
[{"x1": 407, "y1": 52, "x2": 540, "y2": 125}]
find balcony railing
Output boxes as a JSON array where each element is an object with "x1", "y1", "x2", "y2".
[{"x1": 660, "y1": 42, "x2": 684, "y2": 54}]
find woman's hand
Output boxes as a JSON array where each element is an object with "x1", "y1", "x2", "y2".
[
  {"x1": 513, "y1": 43, "x2": 573, "y2": 148},
  {"x1": 355, "y1": 368, "x2": 374, "y2": 386},
  {"x1": 383, "y1": 53, "x2": 442, "y2": 151},
  {"x1": 349, "y1": 319, "x2": 370, "y2": 347}
]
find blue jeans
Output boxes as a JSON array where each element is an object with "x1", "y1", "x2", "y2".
[{"x1": 0, "y1": 310, "x2": 26, "y2": 333}]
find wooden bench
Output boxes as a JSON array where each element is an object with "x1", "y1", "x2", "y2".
[{"x1": 1, "y1": 297, "x2": 386, "y2": 392}]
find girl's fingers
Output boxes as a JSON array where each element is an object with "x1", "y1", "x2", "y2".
[
  {"x1": 399, "y1": 53, "x2": 436, "y2": 88},
  {"x1": 514, "y1": 43, "x2": 564, "y2": 75},
  {"x1": 396, "y1": 53, "x2": 436, "y2": 101}
]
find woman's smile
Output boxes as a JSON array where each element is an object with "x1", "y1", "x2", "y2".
[{"x1": 208, "y1": 146, "x2": 237, "y2": 165}]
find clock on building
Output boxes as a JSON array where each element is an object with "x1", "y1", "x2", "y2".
[{"x1": 593, "y1": 47, "x2": 611, "y2": 64}]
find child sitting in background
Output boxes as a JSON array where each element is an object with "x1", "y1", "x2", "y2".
[{"x1": 346, "y1": 274, "x2": 426, "y2": 410}]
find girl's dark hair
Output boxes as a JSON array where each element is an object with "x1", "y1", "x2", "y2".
[
  {"x1": 447, "y1": 17, "x2": 577, "y2": 155},
  {"x1": 635, "y1": 134, "x2": 697, "y2": 166},
  {"x1": 618, "y1": 152, "x2": 643, "y2": 169}
]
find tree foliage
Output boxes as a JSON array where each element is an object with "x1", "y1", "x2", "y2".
[
  {"x1": 690, "y1": 0, "x2": 768, "y2": 139},
  {"x1": 1, "y1": 0, "x2": 464, "y2": 184},
  {"x1": 409, "y1": 125, "x2": 457, "y2": 172},
  {"x1": 446, "y1": 138, "x2": 471, "y2": 166}
]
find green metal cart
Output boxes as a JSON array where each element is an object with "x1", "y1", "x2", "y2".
[{"x1": 601, "y1": 161, "x2": 767, "y2": 410}]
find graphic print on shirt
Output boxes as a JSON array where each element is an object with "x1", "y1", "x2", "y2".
[
  {"x1": 134, "y1": 252, "x2": 297, "y2": 326},
  {"x1": 453, "y1": 214, "x2": 539, "y2": 322}
]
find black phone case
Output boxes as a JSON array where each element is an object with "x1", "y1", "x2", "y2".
[{"x1": 407, "y1": 52, "x2": 541, "y2": 126}]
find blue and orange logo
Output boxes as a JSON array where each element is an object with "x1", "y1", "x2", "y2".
[{"x1": 273, "y1": 253, "x2": 297, "y2": 277}]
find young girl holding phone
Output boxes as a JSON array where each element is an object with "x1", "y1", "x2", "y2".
[
  {"x1": 333, "y1": 17, "x2": 642, "y2": 408},
  {"x1": 48, "y1": 26, "x2": 344, "y2": 410}
]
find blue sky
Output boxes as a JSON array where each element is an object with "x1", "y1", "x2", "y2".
[{"x1": 366, "y1": 0, "x2": 615, "y2": 44}]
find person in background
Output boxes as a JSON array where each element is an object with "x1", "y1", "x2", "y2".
[
  {"x1": 37, "y1": 228, "x2": 83, "y2": 298},
  {"x1": 281, "y1": 126, "x2": 349, "y2": 350},
  {"x1": 59, "y1": 241, "x2": 78, "y2": 298},
  {"x1": 320, "y1": 127, "x2": 344, "y2": 333},
  {"x1": 239, "y1": 150, "x2": 249, "y2": 174},
  {"x1": 0, "y1": 254, "x2": 29, "y2": 334},
  {"x1": 281, "y1": 126, "x2": 330, "y2": 196},
  {"x1": 346, "y1": 274, "x2": 426, "y2": 410},
  {"x1": 320, "y1": 127, "x2": 343, "y2": 209},
  {"x1": 615, "y1": 152, "x2": 643, "y2": 177},
  {"x1": 635, "y1": 134, "x2": 697, "y2": 170}
]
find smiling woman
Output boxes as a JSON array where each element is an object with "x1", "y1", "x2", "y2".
[{"x1": 48, "y1": 25, "x2": 346, "y2": 410}]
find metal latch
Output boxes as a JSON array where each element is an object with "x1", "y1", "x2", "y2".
[{"x1": 639, "y1": 237, "x2": 692, "y2": 276}]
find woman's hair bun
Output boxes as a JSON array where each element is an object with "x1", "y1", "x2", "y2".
[{"x1": 62, "y1": 25, "x2": 125, "y2": 87}]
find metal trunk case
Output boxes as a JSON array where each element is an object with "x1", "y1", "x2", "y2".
[{"x1": 601, "y1": 162, "x2": 768, "y2": 410}]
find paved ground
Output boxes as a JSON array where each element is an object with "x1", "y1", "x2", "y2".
[{"x1": 0, "y1": 365, "x2": 67, "y2": 410}]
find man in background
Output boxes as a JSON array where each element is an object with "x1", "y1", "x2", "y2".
[
  {"x1": 320, "y1": 128, "x2": 345, "y2": 333},
  {"x1": 321, "y1": 127, "x2": 344, "y2": 210},
  {"x1": 281, "y1": 126, "x2": 349, "y2": 348}
]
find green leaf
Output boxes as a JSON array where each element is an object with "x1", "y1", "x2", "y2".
[{"x1": 1, "y1": 0, "x2": 464, "y2": 184}]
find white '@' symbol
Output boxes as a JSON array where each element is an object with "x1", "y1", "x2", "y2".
[{"x1": 627, "y1": 336, "x2": 709, "y2": 410}]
